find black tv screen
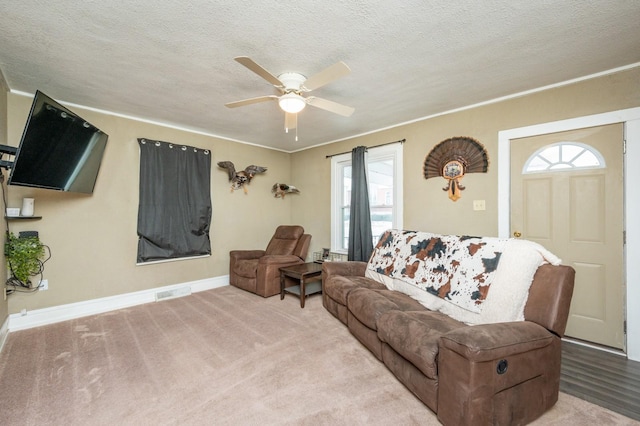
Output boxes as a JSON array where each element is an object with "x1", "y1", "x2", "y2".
[{"x1": 8, "y1": 91, "x2": 108, "y2": 194}]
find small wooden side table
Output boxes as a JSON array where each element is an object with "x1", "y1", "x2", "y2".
[{"x1": 279, "y1": 262, "x2": 323, "y2": 308}]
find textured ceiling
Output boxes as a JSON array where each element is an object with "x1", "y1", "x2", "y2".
[{"x1": 1, "y1": 1, "x2": 639, "y2": 152}]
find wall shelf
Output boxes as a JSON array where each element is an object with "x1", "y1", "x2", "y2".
[{"x1": 5, "y1": 216, "x2": 42, "y2": 221}]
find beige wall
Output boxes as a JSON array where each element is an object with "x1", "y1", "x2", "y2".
[
  {"x1": 0, "y1": 74, "x2": 8, "y2": 322},
  {"x1": 5, "y1": 93, "x2": 293, "y2": 314},
  {"x1": 291, "y1": 67, "x2": 640, "y2": 258},
  {"x1": 3, "y1": 66, "x2": 639, "y2": 317}
]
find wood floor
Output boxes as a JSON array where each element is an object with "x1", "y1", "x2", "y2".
[{"x1": 561, "y1": 340, "x2": 640, "y2": 421}]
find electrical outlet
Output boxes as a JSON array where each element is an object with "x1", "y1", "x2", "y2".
[
  {"x1": 38, "y1": 279, "x2": 48, "y2": 291},
  {"x1": 473, "y1": 200, "x2": 486, "y2": 211}
]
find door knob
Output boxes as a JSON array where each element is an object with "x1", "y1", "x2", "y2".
[{"x1": 513, "y1": 231, "x2": 522, "y2": 238}]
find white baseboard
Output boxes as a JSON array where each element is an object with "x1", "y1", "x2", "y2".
[
  {"x1": 8, "y1": 275, "x2": 229, "y2": 332},
  {"x1": 0, "y1": 316, "x2": 9, "y2": 353}
]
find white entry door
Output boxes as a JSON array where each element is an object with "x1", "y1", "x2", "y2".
[{"x1": 510, "y1": 124, "x2": 625, "y2": 349}]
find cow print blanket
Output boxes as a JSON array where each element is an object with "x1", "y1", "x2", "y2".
[{"x1": 368, "y1": 230, "x2": 508, "y2": 313}]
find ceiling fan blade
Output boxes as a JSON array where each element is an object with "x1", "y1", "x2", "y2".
[
  {"x1": 225, "y1": 95, "x2": 277, "y2": 108},
  {"x1": 301, "y1": 61, "x2": 351, "y2": 92},
  {"x1": 234, "y1": 56, "x2": 283, "y2": 87},
  {"x1": 306, "y1": 96, "x2": 355, "y2": 117},
  {"x1": 284, "y1": 112, "x2": 297, "y2": 130}
]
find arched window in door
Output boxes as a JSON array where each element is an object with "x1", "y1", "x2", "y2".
[{"x1": 522, "y1": 142, "x2": 606, "y2": 174}]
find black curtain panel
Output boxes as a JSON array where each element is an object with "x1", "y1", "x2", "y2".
[
  {"x1": 348, "y1": 146, "x2": 374, "y2": 262},
  {"x1": 137, "y1": 139, "x2": 212, "y2": 263}
]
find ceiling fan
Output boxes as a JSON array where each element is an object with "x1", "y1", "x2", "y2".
[{"x1": 225, "y1": 56, "x2": 355, "y2": 132}]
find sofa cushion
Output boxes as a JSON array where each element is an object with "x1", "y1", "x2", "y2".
[
  {"x1": 324, "y1": 276, "x2": 386, "y2": 306},
  {"x1": 377, "y1": 310, "x2": 466, "y2": 379},
  {"x1": 264, "y1": 225, "x2": 304, "y2": 255},
  {"x1": 347, "y1": 288, "x2": 425, "y2": 330}
]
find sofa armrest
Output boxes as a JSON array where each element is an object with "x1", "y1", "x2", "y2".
[
  {"x1": 230, "y1": 250, "x2": 266, "y2": 261},
  {"x1": 438, "y1": 321, "x2": 562, "y2": 426},
  {"x1": 440, "y1": 321, "x2": 554, "y2": 362},
  {"x1": 258, "y1": 254, "x2": 303, "y2": 265},
  {"x1": 525, "y1": 264, "x2": 575, "y2": 337},
  {"x1": 322, "y1": 261, "x2": 367, "y2": 279}
]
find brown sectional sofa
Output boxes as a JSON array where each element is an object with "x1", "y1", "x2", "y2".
[{"x1": 321, "y1": 232, "x2": 575, "y2": 425}]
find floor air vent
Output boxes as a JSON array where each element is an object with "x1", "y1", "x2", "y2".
[{"x1": 155, "y1": 286, "x2": 191, "y2": 302}]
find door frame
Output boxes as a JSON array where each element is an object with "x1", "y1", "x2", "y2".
[{"x1": 498, "y1": 107, "x2": 640, "y2": 361}]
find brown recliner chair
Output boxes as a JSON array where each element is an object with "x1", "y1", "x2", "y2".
[{"x1": 229, "y1": 225, "x2": 311, "y2": 297}]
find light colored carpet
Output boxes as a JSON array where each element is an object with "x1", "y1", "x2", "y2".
[{"x1": 0, "y1": 285, "x2": 637, "y2": 425}]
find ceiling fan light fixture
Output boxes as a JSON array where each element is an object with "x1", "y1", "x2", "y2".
[{"x1": 279, "y1": 93, "x2": 306, "y2": 114}]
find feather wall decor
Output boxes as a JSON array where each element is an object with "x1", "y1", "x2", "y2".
[
  {"x1": 272, "y1": 183, "x2": 300, "y2": 199},
  {"x1": 423, "y1": 137, "x2": 489, "y2": 201}
]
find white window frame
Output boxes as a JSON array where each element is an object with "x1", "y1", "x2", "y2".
[
  {"x1": 330, "y1": 143, "x2": 403, "y2": 253},
  {"x1": 522, "y1": 141, "x2": 606, "y2": 174}
]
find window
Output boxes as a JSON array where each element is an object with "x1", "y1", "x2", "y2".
[
  {"x1": 331, "y1": 143, "x2": 403, "y2": 252},
  {"x1": 523, "y1": 142, "x2": 605, "y2": 174},
  {"x1": 137, "y1": 139, "x2": 212, "y2": 264}
]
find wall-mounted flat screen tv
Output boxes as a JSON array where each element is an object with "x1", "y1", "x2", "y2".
[{"x1": 8, "y1": 90, "x2": 108, "y2": 194}]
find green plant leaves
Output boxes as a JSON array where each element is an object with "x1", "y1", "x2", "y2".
[{"x1": 5, "y1": 232, "x2": 45, "y2": 286}]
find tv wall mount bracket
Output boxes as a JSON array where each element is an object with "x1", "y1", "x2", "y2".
[{"x1": 0, "y1": 144, "x2": 16, "y2": 170}]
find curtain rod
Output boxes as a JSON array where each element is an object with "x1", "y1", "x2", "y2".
[{"x1": 325, "y1": 138, "x2": 406, "y2": 158}]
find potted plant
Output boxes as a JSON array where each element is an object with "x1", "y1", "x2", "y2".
[{"x1": 5, "y1": 232, "x2": 46, "y2": 287}]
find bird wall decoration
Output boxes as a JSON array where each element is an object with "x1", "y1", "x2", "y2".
[
  {"x1": 423, "y1": 137, "x2": 489, "y2": 201},
  {"x1": 217, "y1": 161, "x2": 267, "y2": 193},
  {"x1": 272, "y1": 183, "x2": 300, "y2": 199}
]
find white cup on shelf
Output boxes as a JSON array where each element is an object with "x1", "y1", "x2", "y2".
[{"x1": 21, "y1": 198, "x2": 34, "y2": 217}]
